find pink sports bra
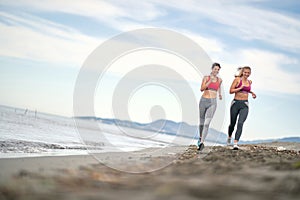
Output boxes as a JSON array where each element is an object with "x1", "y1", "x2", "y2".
[
  {"x1": 206, "y1": 76, "x2": 220, "y2": 91},
  {"x1": 236, "y1": 78, "x2": 251, "y2": 93}
]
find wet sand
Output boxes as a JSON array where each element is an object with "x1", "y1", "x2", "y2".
[{"x1": 0, "y1": 142, "x2": 299, "y2": 200}]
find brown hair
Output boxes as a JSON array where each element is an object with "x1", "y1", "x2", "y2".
[{"x1": 211, "y1": 62, "x2": 221, "y2": 69}]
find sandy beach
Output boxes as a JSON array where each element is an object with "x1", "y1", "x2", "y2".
[{"x1": 0, "y1": 142, "x2": 299, "y2": 200}]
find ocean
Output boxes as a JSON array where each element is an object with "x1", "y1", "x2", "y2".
[{"x1": 0, "y1": 105, "x2": 200, "y2": 158}]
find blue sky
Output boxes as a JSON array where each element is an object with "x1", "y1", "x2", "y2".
[{"x1": 0, "y1": 0, "x2": 299, "y2": 140}]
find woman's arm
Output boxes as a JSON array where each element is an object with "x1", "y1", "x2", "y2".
[
  {"x1": 249, "y1": 81, "x2": 257, "y2": 99},
  {"x1": 229, "y1": 78, "x2": 243, "y2": 94},
  {"x1": 249, "y1": 91, "x2": 256, "y2": 98},
  {"x1": 218, "y1": 78, "x2": 222, "y2": 100},
  {"x1": 200, "y1": 76, "x2": 211, "y2": 92}
]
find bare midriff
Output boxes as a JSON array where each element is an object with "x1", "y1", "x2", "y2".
[
  {"x1": 202, "y1": 90, "x2": 218, "y2": 99},
  {"x1": 234, "y1": 91, "x2": 248, "y2": 100}
]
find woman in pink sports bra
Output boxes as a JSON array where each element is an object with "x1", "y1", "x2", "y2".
[
  {"x1": 227, "y1": 66, "x2": 257, "y2": 150},
  {"x1": 197, "y1": 63, "x2": 223, "y2": 151}
]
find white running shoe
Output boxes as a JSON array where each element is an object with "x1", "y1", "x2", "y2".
[
  {"x1": 233, "y1": 144, "x2": 239, "y2": 150},
  {"x1": 227, "y1": 138, "x2": 231, "y2": 146}
]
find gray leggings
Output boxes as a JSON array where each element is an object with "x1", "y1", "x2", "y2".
[
  {"x1": 228, "y1": 99, "x2": 249, "y2": 141},
  {"x1": 199, "y1": 97, "x2": 217, "y2": 142}
]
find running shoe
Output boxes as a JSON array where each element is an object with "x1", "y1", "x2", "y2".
[
  {"x1": 198, "y1": 143, "x2": 205, "y2": 151},
  {"x1": 227, "y1": 138, "x2": 231, "y2": 146},
  {"x1": 233, "y1": 144, "x2": 239, "y2": 150},
  {"x1": 197, "y1": 138, "x2": 201, "y2": 147}
]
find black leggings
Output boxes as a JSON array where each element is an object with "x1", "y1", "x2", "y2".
[{"x1": 228, "y1": 99, "x2": 249, "y2": 141}]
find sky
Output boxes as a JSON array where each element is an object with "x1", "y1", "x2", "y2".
[{"x1": 0, "y1": 0, "x2": 300, "y2": 140}]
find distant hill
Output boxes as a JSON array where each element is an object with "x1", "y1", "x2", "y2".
[
  {"x1": 240, "y1": 137, "x2": 300, "y2": 144},
  {"x1": 75, "y1": 116, "x2": 227, "y2": 143},
  {"x1": 75, "y1": 116, "x2": 300, "y2": 144}
]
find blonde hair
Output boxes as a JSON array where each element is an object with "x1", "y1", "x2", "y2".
[
  {"x1": 235, "y1": 66, "x2": 251, "y2": 77},
  {"x1": 234, "y1": 67, "x2": 243, "y2": 77}
]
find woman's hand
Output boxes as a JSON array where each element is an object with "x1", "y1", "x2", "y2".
[
  {"x1": 239, "y1": 84, "x2": 246, "y2": 91},
  {"x1": 207, "y1": 75, "x2": 213, "y2": 84},
  {"x1": 201, "y1": 76, "x2": 211, "y2": 91},
  {"x1": 219, "y1": 94, "x2": 222, "y2": 100},
  {"x1": 251, "y1": 92, "x2": 257, "y2": 99}
]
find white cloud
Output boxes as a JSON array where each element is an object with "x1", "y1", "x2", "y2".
[
  {"x1": 217, "y1": 49, "x2": 300, "y2": 95},
  {"x1": 179, "y1": 30, "x2": 225, "y2": 55},
  {"x1": 0, "y1": 0, "x2": 124, "y2": 19},
  {"x1": 109, "y1": 0, "x2": 167, "y2": 21},
  {"x1": 239, "y1": 50, "x2": 300, "y2": 94},
  {"x1": 1, "y1": 0, "x2": 299, "y2": 96},
  {"x1": 2, "y1": 0, "x2": 300, "y2": 53},
  {"x1": 0, "y1": 0, "x2": 169, "y2": 65},
  {"x1": 151, "y1": 0, "x2": 300, "y2": 52},
  {"x1": 0, "y1": 11, "x2": 102, "y2": 65},
  {"x1": 0, "y1": 0, "x2": 164, "y2": 32}
]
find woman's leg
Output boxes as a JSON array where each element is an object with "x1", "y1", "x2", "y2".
[
  {"x1": 201, "y1": 101, "x2": 217, "y2": 142},
  {"x1": 234, "y1": 103, "x2": 249, "y2": 141},
  {"x1": 228, "y1": 100, "x2": 239, "y2": 139},
  {"x1": 198, "y1": 99, "x2": 207, "y2": 143}
]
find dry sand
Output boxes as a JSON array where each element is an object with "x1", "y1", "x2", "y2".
[{"x1": 0, "y1": 142, "x2": 299, "y2": 200}]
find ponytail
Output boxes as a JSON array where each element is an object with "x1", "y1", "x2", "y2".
[
  {"x1": 235, "y1": 66, "x2": 251, "y2": 77},
  {"x1": 234, "y1": 67, "x2": 243, "y2": 77}
]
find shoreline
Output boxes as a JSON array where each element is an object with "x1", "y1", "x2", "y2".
[
  {"x1": 0, "y1": 145, "x2": 188, "y2": 181},
  {"x1": 1, "y1": 141, "x2": 299, "y2": 159}
]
